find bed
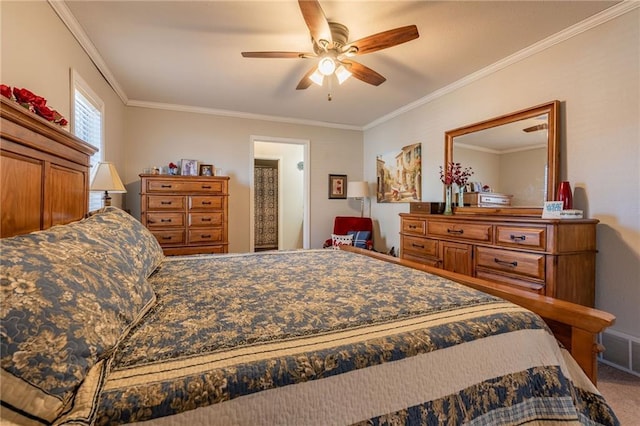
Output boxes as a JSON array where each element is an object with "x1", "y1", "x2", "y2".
[
  {"x1": 0, "y1": 97, "x2": 619, "y2": 425},
  {"x1": 0, "y1": 207, "x2": 620, "y2": 425}
]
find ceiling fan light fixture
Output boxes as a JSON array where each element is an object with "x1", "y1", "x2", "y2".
[
  {"x1": 335, "y1": 65, "x2": 352, "y2": 84},
  {"x1": 309, "y1": 69, "x2": 325, "y2": 86},
  {"x1": 318, "y1": 56, "x2": 336, "y2": 76}
]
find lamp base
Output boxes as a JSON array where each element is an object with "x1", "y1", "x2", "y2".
[{"x1": 103, "y1": 191, "x2": 112, "y2": 207}]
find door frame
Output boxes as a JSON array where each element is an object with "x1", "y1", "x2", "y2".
[{"x1": 249, "y1": 135, "x2": 310, "y2": 251}]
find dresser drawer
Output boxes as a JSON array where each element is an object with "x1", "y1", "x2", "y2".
[
  {"x1": 146, "y1": 179, "x2": 225, "y2": 193},
  {"x1": 189, "y1": 195, "x2": 224, "y2": 210},
  {"x1": 476, "y1": 247, "x2": 545, "y2": 280},
  {"x1": 476, "y1": 270, "x2": 545, "y2": 295},
  {"x1": 189, "y1": 212, "x2": 224, "y2": 227},
  {"x1": 146, "y1": 212, "x2": 184, "y2": 228},
  {"x1": 189, "y1": 228, "x2": 223, "y2": 244},
  {"x1": 402, "y1": 236, "x2": 438, "y2": 258},
  {"x1": 151, "y1": 230, "x2": 185, "y2": 245},
  {"x1": 402, "y1": 218, "x2": 426, "y2": 235},
  {"x1": 146, "y1": 195, "x2": 185, "y2": 210},
  {"x1": 427, "y1": 221, "x2": 492, "y2": 243},
  {"x1": 496, "y1": 226, "x2": 546, "y2": 251}
]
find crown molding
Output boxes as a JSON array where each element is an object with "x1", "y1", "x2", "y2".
[
  {"x1": 50, "y1": 0, "x2": 636, "y2": 131},
  {"x1": 363, "y1": 1, "x2": 639, "y2": 130},
  {"x1": 126, "y1": 100, "x2": 362, "y2": 131},
  {"x1": 48, "y1": 0, "x2": 129, "y2": 105}
]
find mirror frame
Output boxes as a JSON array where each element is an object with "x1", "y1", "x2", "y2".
[{"x1": 445, "y1": 100, "x2": 560, "y2": 216}]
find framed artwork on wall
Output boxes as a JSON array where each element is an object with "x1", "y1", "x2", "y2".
[
  {"x1": 376, "y1": 142, "x2": 422, "y2": 203},
  {"x1": 180, "y1": 159, "x2": 198, "y2": 176},
  {"x1": 328, "y1": 174, "x2": 347, "y2": 199}
]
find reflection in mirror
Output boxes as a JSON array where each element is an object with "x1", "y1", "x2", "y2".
[
  {"x1": 454, "y1": 114, "x2": 548, "y2": 206},
  {"x1": 445, "y1": 101, "x2": 559, "y2": 215}
]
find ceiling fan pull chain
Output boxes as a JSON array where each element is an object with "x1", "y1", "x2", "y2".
[{"x1": 327, "y1": 76, "x2": 333, "y2": 101}]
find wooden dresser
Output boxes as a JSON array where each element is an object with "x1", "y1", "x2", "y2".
[
  {"x1": 140, "y1": 174, "x2": 229, "y2": 255},
  {"x1": 1, "y1": 98, "x2": 96, "y2": 238},
  {"x1": 400, "y1": 213, "x2": 598, "y2": 307}
]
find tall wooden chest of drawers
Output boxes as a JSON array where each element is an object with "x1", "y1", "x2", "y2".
[
  {"x1": 400, "y1": 213, "x2": 598, "y2": 307},
  {"x1": 140, "y1": 174, "x2": 229, "y2": 255}
]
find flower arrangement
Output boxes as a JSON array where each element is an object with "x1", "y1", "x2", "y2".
[
  {"x1": 168, "y1": 162, "x2": 179, "y2": 175},
  {"x1": 439, "y1": 162, "x2": 473, "y2": 187},
  {"x1": 1, "y1": 84, "x2": 68, "y2": 127}
]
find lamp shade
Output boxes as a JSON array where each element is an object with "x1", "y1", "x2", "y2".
[
  {"x1": 347, "y1": 181, "x2": 369, "y2": 198},
  {"x1": 90, "y1": 162, "x2": 126, "y2": 193}
]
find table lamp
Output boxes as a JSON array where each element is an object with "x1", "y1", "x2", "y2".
[
  {"x1": 90, "y1": 162, "x2": 126, "y2": 207},
  {"x1": 347, "y1": 181, "x2": 369, "y2": 217}
]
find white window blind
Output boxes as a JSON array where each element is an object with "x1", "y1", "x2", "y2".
[{"x1": 73, "y1": 80, "x2": 104, "y2": 211}]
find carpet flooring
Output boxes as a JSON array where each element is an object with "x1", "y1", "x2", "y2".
[{"x1": 597, "y1": 362, "x2": 640, "y2": 425}]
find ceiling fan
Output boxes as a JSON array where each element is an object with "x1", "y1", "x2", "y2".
[{"x1": 241, "y1": 0, "x2": 419, "y2": 95}]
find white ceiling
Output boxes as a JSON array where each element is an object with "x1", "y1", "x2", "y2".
[{"x1": 59, "y1": 0, "x2": 619, "y2": 129}]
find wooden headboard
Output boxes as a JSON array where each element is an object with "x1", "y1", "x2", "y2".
[{"x1": 1, "y1": 97, "x2": 97, "y2": 238}]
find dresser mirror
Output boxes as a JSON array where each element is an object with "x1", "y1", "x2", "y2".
[{"x1": 445, "y1": 100, "x2": 559, "y2": 215}]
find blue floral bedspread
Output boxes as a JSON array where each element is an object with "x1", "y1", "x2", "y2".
[{"x1": 90, "y1": 250, "x2": 618, "y2": 425}]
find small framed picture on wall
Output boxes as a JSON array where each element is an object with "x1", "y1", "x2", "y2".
[
  {"x1": 328, "y1": 174, "x2": 347, "y2": 199},
  {"x1": 199, "y1": 164, "x2": 213, "y2": 176},
  {"x1": 180, "y1": 159, "x2": 198, "y2": 176}
]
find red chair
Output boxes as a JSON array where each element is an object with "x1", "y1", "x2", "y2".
[{"x1": 324, "y1": 216, "x2": 373, "y2": 250}]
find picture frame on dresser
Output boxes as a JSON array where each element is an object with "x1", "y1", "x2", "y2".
[
  {"x1": 199, "y1": 164, "x2": 213, "y2": 176},
  {"x1": 180, "y1": 159, "x2": 198, "y2": 176}
]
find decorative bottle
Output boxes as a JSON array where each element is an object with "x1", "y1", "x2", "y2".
[{"x1": 556, "y1": 181, "x2": 573, "y2": 210}]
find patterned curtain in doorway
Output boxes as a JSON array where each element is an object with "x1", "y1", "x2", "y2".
[{"x1": 254, "y1": 161, "x2": 278, "y2": 250}]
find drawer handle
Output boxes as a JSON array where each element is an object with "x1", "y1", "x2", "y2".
[
  {"x1": 510, "y1": 234, "x2": 526, "y2": 242},
  {"x1": 161, "y1": 184, "x2": 172, "y2": 188},
  {"x1": 202, "y1": 185, "x2": 212, "y2": 189},
  {"x1": 201, "y1": 234, "x2": 212, "y2": 238},
  {"x1": 161, "y1": 201, "x2": 172, "y2": 205},
  {"x1": 161, "y1": 218, "x2": 172, "y2": 223},
  {"x1": 447, "y1": 228, "x2": 464, "y2": 235},
  {"x1": 494, "y1": 258, "x2": 518, "y2": 267},
  {"x1": 411, "y1": 243, "x2": 425, "y2": 249},
  {"x1": 201, "y1": 217, "x2": 212, "y2": 222},
  {"x1": 161, "y1": 236, "x2": 173, "y2": 240},
  {"x1": 201, "y1": 201, "x2": 212, "y2": 205},
  {"x1": 408, "y1": 225, "x2": 417, "y2": 229}
]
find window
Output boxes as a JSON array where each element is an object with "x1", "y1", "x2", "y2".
[{"x1": 72, "y1": 70, "x2": 104, "y2": 211}]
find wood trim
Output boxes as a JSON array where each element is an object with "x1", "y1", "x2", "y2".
[{"x1": 339, "y1": 245, "x2": 615, "y2": 385}]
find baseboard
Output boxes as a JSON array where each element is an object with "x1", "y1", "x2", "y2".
[{"x1": 599, "y1": 329, "x2": 640, "y2": 377}]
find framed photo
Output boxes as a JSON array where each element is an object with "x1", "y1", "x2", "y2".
[
  {"x1": 328, "y1": 174, "x2": 347, "y2": 199},
  {"x1": 180, "y1": 159, "x2": 198, "y2": 176},
  {"x1": 199, "y1": 164, "x2": 214, "y2": 176}
]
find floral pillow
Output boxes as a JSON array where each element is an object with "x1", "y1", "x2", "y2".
[
  {"x1": 0, "y1": 207, "x2": 163, "y2": 423},
  {"x1": 331, "y1": 233, "x2": 354, "y2": 250}
]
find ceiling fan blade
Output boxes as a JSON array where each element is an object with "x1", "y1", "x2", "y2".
[
  {"x1": 343, "y1": 60, "x2": 386, "y2": 86},
  {"x1": 347, "y1": 25, "x2": 419, "y2": 56},
  {"x1": 241, "y1": 51, "x2": 312, "y2": 59},
  {"x1": 298, "y1": 0, "x2": 332, "y2": 45},
  {"x1": 296, "y1": 66, "x2": 317, "y2": 90},
  {"x1": 523, "y1": 123, "x2": 548, "y2": 133}
]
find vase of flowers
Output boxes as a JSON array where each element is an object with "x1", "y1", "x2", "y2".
[{"x1": 440, "y1": 162, "x2": 474, "y2": 213}]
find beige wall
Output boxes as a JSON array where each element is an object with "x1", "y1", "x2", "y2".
[
  {"x1": 364, "y1": 9, "x2": 639, "y2": 338},
  {"x1": 124, "y1": 107, "x2": 363, "y2": 252},
  {"x1": 1, "y1": 1, "x2": 128, "y2": 206}
]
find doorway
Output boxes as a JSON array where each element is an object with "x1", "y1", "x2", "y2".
[
  {"x1": 250, "y1": 136, "x2": 309, "y2": 251},
  {"x1": 254, "y1": 159, "x2": 279, "y2": 251}
]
